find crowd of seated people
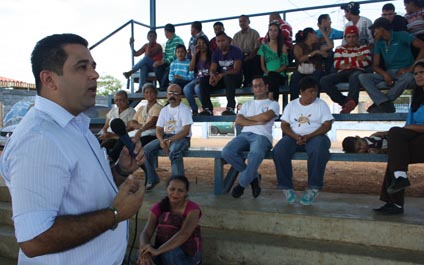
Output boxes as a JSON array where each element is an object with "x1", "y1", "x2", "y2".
[{"x1": 124, "y1": 1, "x2": 424, "y2": 116}]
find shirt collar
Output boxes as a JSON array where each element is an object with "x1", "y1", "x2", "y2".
[{"x1": 34, "y1": 95, "x2": 90, "y2": 129}]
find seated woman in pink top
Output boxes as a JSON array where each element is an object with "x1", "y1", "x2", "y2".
[{"x1": 137, "y1": 175, "x2": 202, "y2": 265}]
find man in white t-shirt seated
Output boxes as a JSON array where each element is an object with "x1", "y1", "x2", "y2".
[
  {"x1": 222, "y1": 76, "x2": 280, "y2": 198},
  {"x1": 143, "y1": 84, "x2": 193, "y2": 190}
]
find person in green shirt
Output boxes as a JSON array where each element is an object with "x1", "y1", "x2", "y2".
[
  {"x1": 257, "y1": 22, "x2": 289, "y2": 101},
  {"x1": 153, "y1": 23, "x2": 185, "y2": 90}
]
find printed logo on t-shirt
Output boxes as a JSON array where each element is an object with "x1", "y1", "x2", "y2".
[
  {"x1": 165, "y1": 119, "x2": 177, "y2": 133},
  {"x1": 295, "y1": 114, "x2": 311, "y2": 127}
]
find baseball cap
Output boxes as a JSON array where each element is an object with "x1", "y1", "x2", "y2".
[
  {"x1": 344, "y1": 25, "x2": 359, "y2": 35},
  {"x1": 341, "y1": 2, "x2": 360, "y2": 15},
  {"x1": 368, "y1": 17, "x2": 391, "y2": 31}
]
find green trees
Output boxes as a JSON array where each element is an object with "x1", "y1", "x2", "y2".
[{"x1": 97, "y1": 75, "x2": 124, "y2": 96}]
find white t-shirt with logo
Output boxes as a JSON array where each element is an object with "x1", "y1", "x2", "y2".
[
  {"x1": 240, "y1": 99, "x2": 280, "y2": 143},
  {"x1": 157, "y1": 103, "x2": 193, "y2": 137},
  {"x1": 281, "y1": 98, "x2": 334, "y2": 136}
]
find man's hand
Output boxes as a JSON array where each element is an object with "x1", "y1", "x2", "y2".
[
  {"x1": 383, "y1": 73, "x2": 394, "y2": 86},
  {"x1": 160, "y1": 139, "x2": 170, "y2": 155},
  {"x1": 112, "y1": 175, "x2": 145, "y2": 222},
  {"x1": 118, "y1": 140, "x2": 145, "y2": 173}
]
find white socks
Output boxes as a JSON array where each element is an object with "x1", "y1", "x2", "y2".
[{"x1": 394, "y1": 171, "x2": 407, "y2": 179}]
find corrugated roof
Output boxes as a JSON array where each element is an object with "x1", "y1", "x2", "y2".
[{"x1": 0, "y1": 76, "x2": 35, "y2": 90}]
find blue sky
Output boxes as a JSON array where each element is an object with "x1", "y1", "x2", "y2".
[{"x1": 0, "y1": 0, "x2": 404, "y2": 86}]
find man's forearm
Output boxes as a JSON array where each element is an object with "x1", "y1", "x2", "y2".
[{"x1": 20, "y1": 208, "x2": 116, "y2": 257}]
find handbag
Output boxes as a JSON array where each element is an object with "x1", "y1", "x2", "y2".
[{"x1": 297, "y1": 63, "x2": 316, "y2": 75}]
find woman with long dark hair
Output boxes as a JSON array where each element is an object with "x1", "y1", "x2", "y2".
[
  {"x1": 289, "y1": 27, "x2": 332, "y2": 100},
  {"x1": 183, "y1": 35, "x2": 211, "y2": 115},
  {"x1": 374, "y1": 59, "x2": 424, "y2": 214},
  {"x1": 258, "y1": 22, "x2": 289, "y2": 101},
  {"x1": 138, "y1": 175, "x2": 202, "y2": 264}
]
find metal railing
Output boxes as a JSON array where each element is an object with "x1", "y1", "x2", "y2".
[{"x1": 89, "y1": 0, "x2": 392, "y2": 94}]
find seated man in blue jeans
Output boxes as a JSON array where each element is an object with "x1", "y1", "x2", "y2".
[
  {"x1": 222, "y1": 76, "x2": 280, "y2": 198},
  {"x1": 358, "y1": 17, "x2": 424, "y2": 113},
  {"x1": 143, "y1": 84, "x2": 193, "y2": 190}
]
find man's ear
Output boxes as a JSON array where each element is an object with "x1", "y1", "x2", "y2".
[{"x1": 39, "y1": 70, "x2": 58, "y2": 91}]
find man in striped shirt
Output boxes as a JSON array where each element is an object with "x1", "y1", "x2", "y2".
[
  {"x1": 153, "y1": 23, "x2": 184, "y2": 90},
  {"x1": 320, "y1": 25, "x2": 371, "y2": 114}
]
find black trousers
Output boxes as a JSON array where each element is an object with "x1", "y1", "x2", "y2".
[
  {"x1": 380, "y1": 126, "x2": 424, "y2": 206},
  {"x1": 265, "y1": 71, "x2": 286, "y2": 102},
  {"x1": 199, "y1": 74, "x2": 242, "y2": 110}
]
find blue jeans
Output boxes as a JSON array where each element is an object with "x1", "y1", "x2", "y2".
[
  {"x1": 152, "y1": 247, "x2": 197, "y2": 265},
  {"x1": 183, "y1": 79, "x2": 202, "y2": 113},
  {"x1": 222, "y1": 132, "x2": 272, "y2": 188},
  {"x1": 143, "y1": 135, "x2": 190, "y2": 184},
  {"x1": 273, "y1": 135, "x2": 331, "y2": 190},
  {"x1": 132, "y1": 56, "x2": 154, "y2": 89},
  {"x1": 358, "y1": 70, "x2": 414, "y2": 105}
]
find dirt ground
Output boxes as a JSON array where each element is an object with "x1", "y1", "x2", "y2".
[{"x1": 151, "y1": 137, "x2": 424, "y2": 197}]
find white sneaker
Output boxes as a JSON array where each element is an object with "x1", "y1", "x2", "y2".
[{"x1": 283, "y1": 189, "x2": 296, "y2": 204}]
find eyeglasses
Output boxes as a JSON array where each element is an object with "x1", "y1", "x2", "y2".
[{"x1": 167, "y1": 91, "x2": 181, "y2": 96}]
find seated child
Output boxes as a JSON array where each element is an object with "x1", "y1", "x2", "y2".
[
  {"x1": 168, "y1": 44, "x2": 194, "y2": 88},
  {"x1": 342, "y1": 134, "x2": 388, "y2": 153}
]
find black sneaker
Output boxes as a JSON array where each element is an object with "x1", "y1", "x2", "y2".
[
  {"x1": 231, "y1": 184, "x2": 244, "y2": 198},
  {"x1": 380, "y1": 101, "x2": 396, "y2": 113},
  {"x1": 373, "y1": 203, "x2": 404, "y2": 215},
  {"x1": 222, "y1": 108, "x2": 236, "y2": 116},
  {"x1": 387, "y1": 177, "x2": 411, "y2": 194},
  {"x1": 199, "y1": 109, "x2": 213, "y2": 116},
  {"x1": 250, "y1": 174, "x2": 261, "y2": 198},
  {"x1": 366, "y1": 103, "x2": 378, "y2": 113}
]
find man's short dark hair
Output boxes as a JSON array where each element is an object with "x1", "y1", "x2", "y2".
[
  {"x1": 164, "y1": 23, "x2": 175, "y2": 33},
  {"x1": 213, "y1": 21, "x2": 224, "y2": 28},
  {"x1": 175, "y1": 44, "x2": 186, "y2": 52},
  {"x1": 31, "y1": 33, "x2": 88, "y2": 94},
  {"x1": 318, "y1": 14, "x2": 330, "y2": 25},
  {"x1": 191, "y1": 21, "x2": 202, "y2": 32},
  {"x1": 298, "y1": 76, "x2": 319, "y2": 92},
  {"x1": 342, "y1": 136, "x2": 358, "y2": 153},
  {"x1": 240, "y1": 14, "x2": 250, "y2": 22},
  {"x1": 382, "y1": 3, "x2": 395, "y2": 11}
]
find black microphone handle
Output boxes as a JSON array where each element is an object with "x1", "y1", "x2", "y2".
[{"x1": 119, "y1": 134, "x2": 136, "y2": 159}]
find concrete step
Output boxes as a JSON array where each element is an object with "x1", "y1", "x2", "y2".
[
  {"x1": 137, "y1": 185, "x2": 424, "y2": 253},
  {"x1": 0, "y1": 202, "x2": 13, "y2": 226},
  {"x1": 201, "y1": 227, "x2": 424, "y2": 265},
  {"x1": 0, "y1": 256, "x2": 17, "y2": 265},
  {"x1": 0, "y1": 225, "x2": 18, "y2": 259}
]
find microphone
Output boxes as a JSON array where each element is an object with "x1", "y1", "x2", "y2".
[{"x1": 110, "y1": 118, "x2": 135, "y2": 158}]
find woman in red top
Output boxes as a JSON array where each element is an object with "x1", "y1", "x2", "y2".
[
  {"x1": 123, "y1": 30, "x2": 163, "y2": 91},
  {"x1": 138, "y1": 175, "x2": 202, "y2": 265}
]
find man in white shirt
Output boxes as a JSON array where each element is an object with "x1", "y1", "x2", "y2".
[
  {"x1": 0, "y1": 33, "x2": 145, "y2": 264},
  {"x1": 143, "y1": 84, "x2": 193, "y2": 190},
  {"x1": 341, "y1": 1, "x2": 374, "y2": 47},
  {"x1": 222, "y1": 76, "x2": 279, "y2": 198}
]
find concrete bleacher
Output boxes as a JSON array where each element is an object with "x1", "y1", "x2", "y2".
[{"x1": 1, "y1": 182, "x2": 423, "y2": 264}]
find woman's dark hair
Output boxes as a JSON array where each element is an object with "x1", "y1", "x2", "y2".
[
  {"x1": 269, "y1": 22, "x2": 284, "y2": 58},
  {"x1": 194, "y1": 35, "x2": 211, "y2": 71},
  {"x1": 295, "y1": 27, "x2": 315, "y2": 43},
  {"x1": 159, "y1": 175, "x2": 190, "y2": 212},
  {"x1": 411, "y1": 60, "x2": 424, "y2": 112},
  {"x1": 298, "y1": 76, "x2": 319, "y2": 92}
]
